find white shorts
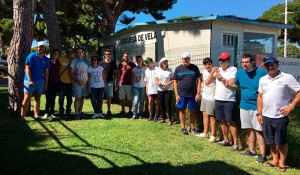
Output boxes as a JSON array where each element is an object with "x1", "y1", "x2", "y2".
[
  {"x1": 240, "y1": 109, "x2": 263, "y2": 131},
  {"x1": 119, "y1": 85, "x2": 133, "y2": 100}
]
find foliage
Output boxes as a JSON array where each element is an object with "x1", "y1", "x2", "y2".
[
  {"x1": 259, "y1": 0, "x2": 300, "y2": 45},
  {"x1": 0, "y1": 0, "x2": 13, "y2": 52},
  {"x1": 277, "y1": 44, "x2": 300, "y2": 58},
  {"x1": 173, "y1": 15, "x2": 202, "y2": 20}
]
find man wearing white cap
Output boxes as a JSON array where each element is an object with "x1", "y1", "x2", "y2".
[
  {"x1": 173, "y1": 52, "x2": 201, "y2": 135},
  {"x1": 19, "y1": 41, "x2": 50, "y2": 122}
]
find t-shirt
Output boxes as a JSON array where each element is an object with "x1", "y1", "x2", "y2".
[
  {"x1": 118, "y1": 61, "x2": 136, "y2": 85},
  {"x1": 201, "y1": 70, "x2": 216, "y2": 101},
  {"x1": 155, "y1": 68, "x2": 173, "y2": 91},
  {"x1": 99, "y1": 60, "x2": 117, "y2": 83},
  {"x1": 132, "y1": 66, "x2": 147, "y2": 88},
  {"x1": 234, "y1": 67, "x2": 267, "y2": 110},
  {"x1": 24, "y1": 52, "x2": 50, "y2": 81},
  {"x1": 258, "y1": 72, "x2": 300, "y2": 118},
  {"x1": 144, "y1": 66, "x2": 159, "y2": 94},
  {"x1": 215, "y1": 66, "x2": 237, "y2": 102},
  {"x1": 70, "y1": 58, "x2": 89, "y2": 83},
  {"x1": 173, "y1": 64, "x2": 201, "y2": 97},
  {"x1": 88, "y1": 66, "x2": 105, "y2": 88},
  {"x1": 58, "y1": 56, "x2": 72, "y2": 83}
]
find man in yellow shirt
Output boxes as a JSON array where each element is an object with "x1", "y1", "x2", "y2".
[{"x1": 58, "y1": 47, "x2": 73, "y2": 118}]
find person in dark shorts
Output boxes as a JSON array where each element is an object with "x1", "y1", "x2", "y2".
[
  {"x1": 173, "y1": 52, "x2": 201, "y2": 135},
  {"x1": 257, "y1": 56, "x2": 300, "y2": 172}
]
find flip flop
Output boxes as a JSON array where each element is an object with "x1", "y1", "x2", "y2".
[
  {"x1": 263, "y1": 162, "x2": 277, "y2": 167},
  {"x1": 277, "y1": 166, "x2": 286, "y2": 172},
  {"x1": 158, "y1": 120, "x2": 166, "y2": 123}
]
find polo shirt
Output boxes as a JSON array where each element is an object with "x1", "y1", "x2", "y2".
[
  {"x1": 258, "y1": 72, "x2": 300, "y2": 118},
  {"x1": 234, "y1": 67, "x2": 267, "y2": 110},
  {"x1": 24, "y1": 52, "x2": 50, "y2": 81},
  {"x1": 215, "y1": 66, "x2": 237, "y2": 102},
  {"x1": 58, "y1": 56, "x2": 73, "y2": 84}
]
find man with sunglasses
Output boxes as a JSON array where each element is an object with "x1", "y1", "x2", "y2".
[
  {"x1": 207, "y1": 52, "x2": 239, "y2": 151},
  {"x1": 116, "y1": 52, "x2": 136, "y2": 115},
  {"x1": 99, "y1": 49, "x2": 118, "y2": 116},
  {"x1": 58, "y1": 47, "x2": 74, "y2": 119},
  {"x1": 257, "y1": 56, "x2": 300, "y2": 172}
]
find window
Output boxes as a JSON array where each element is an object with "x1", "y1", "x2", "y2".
[{"x1": 222, "y1": 32, "x2": 238, "y2": 47}]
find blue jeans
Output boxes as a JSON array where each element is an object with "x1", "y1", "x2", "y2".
[
  {"x1": 90, "y1": 87, "x2": 105, "y2": 114},
  {"x1": 58, "y1": 82, "x2": 72, "y2": 115},
  {"x1": 133, "y1": 87, "x2": 146, "y2": 116}
]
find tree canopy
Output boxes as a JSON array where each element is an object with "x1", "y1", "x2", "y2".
[
  {"x1": 277, "y1": 44, "x2": 300, "y2": 58},
  {"x1": 260, "y1": 0, "x2": 300, "y2": 45}
]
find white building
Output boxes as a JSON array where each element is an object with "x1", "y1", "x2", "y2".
[{"x1": 98, "y1": 15, "x2": 293, "y2": 70}]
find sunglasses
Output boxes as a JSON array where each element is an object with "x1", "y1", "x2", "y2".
[
  {"x1": 66, "y1": 51, "x2": 73, "y2": 53},
  {"x1": 91, "y1": 59, "x2": 97, "y2": 61},
  {"x1": 105, "y1": 53, "x2": 111, "y2": 56},
  {"x1": 219, "y1": 59, "x2": 230, "y2": 62}
]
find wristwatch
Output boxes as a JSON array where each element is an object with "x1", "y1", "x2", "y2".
[{"x1": 256, "y1": 113, "x2": 262, "y2": 117}]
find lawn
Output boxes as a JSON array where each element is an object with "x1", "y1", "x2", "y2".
[{"x1": 0, "y1": 87, "x2": 299, "y2": 174}]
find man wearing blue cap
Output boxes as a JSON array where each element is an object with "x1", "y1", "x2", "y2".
[{"x1": 257, "y1": 56, "x2": 300, "y2": 172}]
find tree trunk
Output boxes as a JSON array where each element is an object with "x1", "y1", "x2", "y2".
[
  {"x1": 41, "y1": 0, "x2": 61, "y2": 55},
  {"x1": 7, "y1": 0, "x2": 36, "y2": 117}
]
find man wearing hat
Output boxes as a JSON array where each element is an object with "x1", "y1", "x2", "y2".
[
  {"x1": 173, "y1": 52, "x2": 201, "y2": 135},
  {"x1": 19, "y1": 41, "x2": 50, "y2": 122},
  {"x1": 257, "y1": 56, "x2": 300, "y2": 172},
  {"x1": 207, "y1": 52, "x2": 239, "y2": 151}
]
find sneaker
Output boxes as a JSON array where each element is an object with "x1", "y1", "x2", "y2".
[
  {"x1": 119, "y1": 110, "x2": 125, "y2": 115},
  {"x1": 256, "y1": 154, "x2": 267, "y2": 163},
  {"x1": 240, "y1": 150, "x2": 257, "y2": 156},
  {"x1": 139, "y1": 116, "x2": 142, "y2": 119},
  {"x1": 217, "y1": 140, "x2": 231, "y2": 146},
  {"x1": 91, "y1": 113, "x2": 100, "y2": 119},
  {"x1": 181, "y1": 128, "x2": 189, "y2": 135},
  {"x1": 107, "y1": 110, "x2": 111, "y2": 116},
  {"x1": 99, "y1": 113, "x2": 105, "y2": 118},
  {"x1": 34, "y1": 117, "x2": 42, "y2": 121},
  {"x1": 232, "y1": 144, "x2": 239, "y2": 151},
  {"x1": 18, "y1": 117, "x2": 26, "y2": 123},
  {"x1": 128, "y1": 111, "x2": 133, "y2": 116},
  {"x1": 147, "y1": 115, "x2": 153, "y2": 121},
  {"x1": 198, "y1": 132, "x2": 209, "y2": 138},
  {"x1": 43, "y1": 113, "x2": 49, "y2": 119},
  {"x1": 153, "y1": 115, "x2": 158, "y2": 122},
  {"x1": 75, "y1": 114, "x2": 80, "y2": 120},
  {"x1": 131, "y1": 115, "x2": 137, "y2": 120},
  {"x1": 190, "y1": 128, "x2": 200, "y2": 135},
  {"x1": 79, "y1": 112, "x2": 86, "y2": 118},
  {"x1": 209, "y1": 136, "x2": 217, "y2": 142}
]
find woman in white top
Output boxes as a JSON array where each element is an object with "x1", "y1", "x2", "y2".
[
  {"x1": 88, "y1": 56, "x2": 106, "y2": 119},
  {"x1": 155, "y1": 57, "x2": 174, "y2": 125}
]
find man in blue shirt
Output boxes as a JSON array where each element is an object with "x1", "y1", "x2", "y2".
[
  {"x1": 20, "y1": 41, "x2": 50, "y2": 122},
  {"x1": 232, "y1": 54, "x2": 268, "y2": 163}
]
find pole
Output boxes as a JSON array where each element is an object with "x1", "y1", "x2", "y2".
[{"x1": 284, "y1": 0, "x2": 287, "y2": 57}]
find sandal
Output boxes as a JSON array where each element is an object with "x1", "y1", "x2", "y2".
[
  {"x1": 158, "y1": 120, "x2": 166, "y2": 123},
  {"x1": 167, "y1": 121, "x2": 173, "y2": 126},
  {"x1": 263, "y1": 162, "x2": 277, "y2": 167},
  {"x1": 277, "y1": 166, "x2": 286, "y2": 172}
]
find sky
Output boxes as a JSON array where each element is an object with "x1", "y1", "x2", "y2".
[{"x1": 33, "y1": 0, "x2": 292, "y2": 46}]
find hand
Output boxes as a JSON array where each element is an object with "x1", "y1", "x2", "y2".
[
  {"x1": 280, "y1": 106, "x2": 293, "y2": 116},
  {"x1": 88, "y1": 89, "x2": 91, "y2": 94},
  {"x1": 212, "y1": 67, "x2": 219, "y2": 73},
  {"x1": 29, "y1": 81, "x2": 34, "y2": 86},
  {"x1": 79, "y1": 81, "x2": 85, "y2": 86},
  {"x1": 222, "y1": 79, "x2": 228, "y2": 87},
  {"x1": 195, "y1": 94, "x2": 201, "y2": 102},
  {"x1": 163, "y1": 84, "x2": 170, "y2": 88},
  {"x1": 115, "y1": 86, "x2": 119, "y2": 92},
  {"x1": 176, "y1": 95, "x2": 181, "y2": 103},
  {"x1": 257, "y1": 115, "x2": 263, "y2": 125}
]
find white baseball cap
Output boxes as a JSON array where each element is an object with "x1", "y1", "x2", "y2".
[
  {"x1": 182, "y1": 52, "x2": 191, "y2": 58},
  {"x1": 37, "y1": 41, "x2": 46, "y2": 47},
  {"x1": 159, "y1": 57, "x2": 168, "y2": 64}
]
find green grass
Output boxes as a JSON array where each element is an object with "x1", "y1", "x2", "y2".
[{"x1": 0, "y1": 87, "x2": 299, "y2": 174}]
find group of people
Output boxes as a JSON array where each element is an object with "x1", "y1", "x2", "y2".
[{"x1": 19, "y1": 41, "x2": 300, "y2": 172}]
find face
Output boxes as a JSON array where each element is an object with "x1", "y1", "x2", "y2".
[
  {"x1": 219, "y1": 59, "x2": 230, "y2": 68},
  {"x1": 53, "y1": 51, "x2": 60, "y2": 60},
  {"x1": 76, "y1": 49, "x2": 84, "y2": 59},
  {"x1": 145, "y1": 61, "x2": 153, "y2": 68},
  {"x1": 66, "y1": 48, "x2": 74, "y2": 59},
  {"x1": 161, "y1": 60, "x2": 168, "y2": 68},
  {"x1": 182, "y1": 57, "x2": 190, "y2": 66},
  {"x1": 264, "y1": 62, "x2": 279, "y2": 76},
  {"x1": 123, "y1": 54, "x2": 129, "y2": 62},
  {"x1": 204, "y1": 62, "x2": 213, "y2": 72},
  {"x1": 91, "y1": 57, "x2": 98, "y2": 65},
  {"x1": 37, "y1": 46, "x2": 46, "y2": 54},
  {"x1": 136, "y1": 58, "x2": 143, "y2": 66},
  {"x1": 105, "y1": 52, "x2": 112, "y2": 60},
  {"x1": 241, "y1": 57, "x2": 254, "y2": 71}
]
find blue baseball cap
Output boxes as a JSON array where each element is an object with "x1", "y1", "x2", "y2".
[{"x1": 263, "y1": 56, "x2": 276, "y2": 64}]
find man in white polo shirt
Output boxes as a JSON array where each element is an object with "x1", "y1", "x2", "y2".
[
  {"x1": 207, "y1": 52, "x2": 239, "y2": 151},
  {"x1": 257, "y1": 56, "x2": 300, "y2": 172}
]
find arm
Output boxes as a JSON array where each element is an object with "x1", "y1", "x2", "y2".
[
  {"x1": 195, "y1": 77, "x2": 201, "y2": 102},
  {"x1": 280, "y1": 91, "x2": 300, "y2": 116},
  {"x1": 44, "y1": 68, "x2": 49, "y2": 92},
  {"x1": 102, "y1": 71, "x2": 107, "y2": 91},
  {"x1": 70, "y1": 67, "x2": 83, "y2": 85},
  {"x1": 25, "y1": 65, "x2": 34, "y2": 86},
  {"x1": 155, "y1": 77, "x2": 162, "y2": 86},
  {"x1": 145, "y1": 81, "x2": 148, "y2": 96},
  {"x1": 173, "y1": 80, "x2": 181, "y2": 103},
  {"x1": 257, "y1": 92, "x2": 263, "y2": 125},
  {"x1": 206, "y1": 67, "x2": 217, "y2": 85},
  {"x1": 224, "y1": 78, "x2": 237, "y2": 89},
  {"x1": 113, "y1": 69, "x2": 118, "y2": 84},
  {"x1": 88, "y1": 72, "x2": 91, "y2": 93}
]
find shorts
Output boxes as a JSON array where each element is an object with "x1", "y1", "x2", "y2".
[
  {"x1": 119, "y1": 85, "x2": 133, "y2": 100},
  {"x1": 148, "y1": 94, "x2": 158, "y2": 98},
  {"x1": 200, "y1": 98, "x2": 215, "y2": 115},
  {"x1": 240, "y1": 109, "x2": 262, "y2": 131},
  {"x1": 24, "y1": 80, "x2": 44, "y2": 94},
  {"x1": 263, "y1": 116, "x2": 289, "y2": 146},
  {"x1": 72, "y1": 83, "x2": 88, "y2": 98},
  {"x1": 175, "y1": 96, "x2": 199, "y2": 110},
  {"x1": 215, "y1": 100, "x2": 235, "y2": 122},
  {"x1": 106, "y1": 83, "x2": 113, "y2": 98}
]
